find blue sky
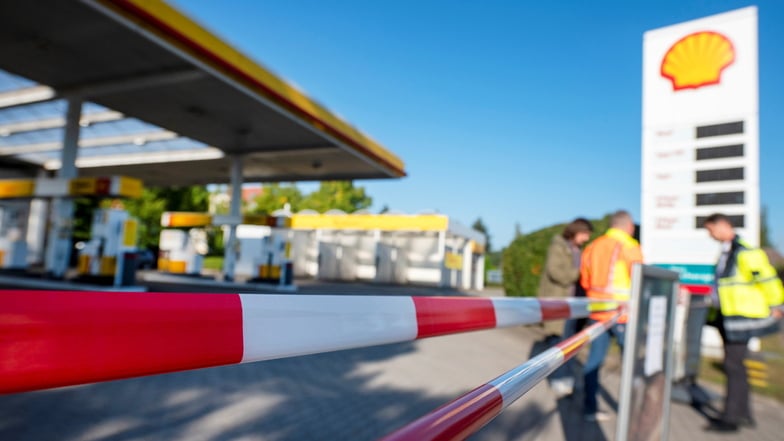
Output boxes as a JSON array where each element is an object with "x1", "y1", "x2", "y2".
[{"x1": 173, "y1": 0, "x2": 783, "y2": 250}]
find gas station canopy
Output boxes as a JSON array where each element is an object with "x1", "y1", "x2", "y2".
[{"x1": 0, "y1": 0, "x2": 406, "y2": 185}]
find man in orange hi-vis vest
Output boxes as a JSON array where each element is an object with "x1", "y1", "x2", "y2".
[{"x1": 580, "y1": 210, "x2": 642, "y2": 422}]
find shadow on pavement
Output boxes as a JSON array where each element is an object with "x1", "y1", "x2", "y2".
[
  {"x1": 0, "y1": 342, "x2": 462, "y2": 441},
  {"x1": 475, "y1": 401, "x2": 557, "y2": 440},
  {"x1": 556, "y1": 395, "x2": 609, "y2": 441},
  {"x1": 671, "y1": 381, "x2": 722, "y2": 423},
  {"x1": 526, "y1": 333, "x2": 612, "y2": 441}
]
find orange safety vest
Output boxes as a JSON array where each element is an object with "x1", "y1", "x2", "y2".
[{"x1": 580, "y1": 228, "x2": 643, "y2": 323}]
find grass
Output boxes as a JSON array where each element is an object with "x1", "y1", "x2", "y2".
[
  {"x1": 699, "y1": 331, "x2": 784, "y2": 403},
  {"x1": 203, "y1": 256, "x2": 224, "y2": 271},
  {"x1": 602, "y1": 326, "x2": 783, "y2": 403}
]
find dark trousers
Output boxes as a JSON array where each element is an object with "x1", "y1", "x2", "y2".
[
  {"x1": 720, "y1": 332, "x2": 752, "y2": 423},
  {"x1": 584, "y1": 321, "x2": 625, "y2": 414}
]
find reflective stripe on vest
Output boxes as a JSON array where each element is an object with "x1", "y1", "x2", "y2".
[
  {"x1": 583, "y1": 229, "x2": 640, "y2": 323},
  {"x1": 724, "y1": 315, "x2": 779, "y2": 332},
  {"x1": 604, "y1": 243, "x2": 621, "y2": 293},
  {"x1": 718, "y1": 243, "x2": 784, "y2": 320},
  {"x1": 588, "y1": 301, "x2": 620, "y2": 312},
  {"x1": 590, "y1": 242, "x2": 630, "y2": 308}
]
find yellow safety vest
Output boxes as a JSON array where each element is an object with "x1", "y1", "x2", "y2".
[
  {"x1": 717, "y1": 238, "x2": 783, "y2": 340},
  {"x1": 581, "y1": 228, "x2": 643, "y2": 322}
]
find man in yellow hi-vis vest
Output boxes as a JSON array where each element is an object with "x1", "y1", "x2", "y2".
[
  {"x1": 580, "y1": 210, "x2": 642, "y2": 422},
  {"x1": 702, "y1": 213, "x2": 783, "y2": 433}
]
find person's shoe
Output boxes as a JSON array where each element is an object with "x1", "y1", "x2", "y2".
[
  {"x1": 551, "y1": 381, "x2": 573, "y2": 398},
  {"x1": 550, "y1": 378, "x2": 574, "y2": 398},
  {"x1": 584, "y1": 411, "x2": 611, "y2": 422},
  {"x1": 704, "y1": 419, "x2": 739, "y2": 433},
  {"x1": 737, "y1": 417, "x2": 756, "y2": 428}
]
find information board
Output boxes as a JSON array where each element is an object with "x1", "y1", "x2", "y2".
[{"x1": 617, "y1": 265, "x2": 679, "y2": 441}]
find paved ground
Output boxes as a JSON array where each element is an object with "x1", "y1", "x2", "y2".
[{"x1": 1, "y1": 281, "x2": 782, "y2": 440}]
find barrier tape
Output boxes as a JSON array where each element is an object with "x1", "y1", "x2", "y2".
[
  {"x1": 0, "y1": 290, "x2": 615, "y2": 394},
  {"x1": 380, "y1": 313, "x2": 622, "y2": 441}
]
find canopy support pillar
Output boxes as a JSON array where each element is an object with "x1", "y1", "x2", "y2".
[
  {"x1": 44, "y1": 97, "x2": 82, "y2": 278},
  {"x1": 437, "y1": 230, "x2": 447, "y2": 288},
  {"x1": 223, "y1": 155, "x2": 243, "y2": 281}
]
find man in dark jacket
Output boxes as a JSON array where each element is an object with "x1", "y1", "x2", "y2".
[{"x1": 702, "y1": 213, "x2": 783, "y2": 432}]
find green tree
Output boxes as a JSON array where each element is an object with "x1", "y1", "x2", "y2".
[
  {"x1": 209, "y1": 185, "x2": 231, "y2": 215},
  {"x1": 761, "y1": 206, "x2": 772, "y2": 248},
  {"x1": 472, "y1": 217, "x2": 492, "y2": 253},
  {"x1": 471, "y1": 217, "x2": 503, "y2": 276},
  {"x1": 301, "y1": 181, "x2": 372, "y2": 213},
  {"x1": 502, "y1": 225, "x2": 555, "y2": 297},
  {"x1": 73, "y1": 197, "x2": 101, "y2": 242},
  {"x1": 514, "y1": 222, "x2": 524, "y2": 239},
  {"x1": 122, "y1": 190, "x2": 168, "y2": 250},
  {"x1": 486, "y1": 250, "x2": 503, "y2": 273},
  {"x1": 250, "y1": 183, "x2": 304, "y2": 214}
]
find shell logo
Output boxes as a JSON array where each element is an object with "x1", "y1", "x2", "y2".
[{"x1": 660, "y1": 31, "x2": 735, "y2": 91}]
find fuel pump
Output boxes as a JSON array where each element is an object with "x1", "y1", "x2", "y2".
[
  {"x1": 249, "y1": 218, "x2": 293, "y2": 285},
  {"x1": 0, "y1": 176, "x2": 142, "y2": 282},
  {"x1": 158, "y1": 228, "x2": 209, "y2": 275},
  {"x1": 77, "y1": 208, "x2": 139, "y2": 286},
  {"x1": 159, "y1": 211, "x2": 293, "y2": 286},
  {"x1": 158, "y1": 212, "x2": 211, "y2": 275},
  {"x1": 0, "y1": 200, "x2": 30, "y2": 269}
]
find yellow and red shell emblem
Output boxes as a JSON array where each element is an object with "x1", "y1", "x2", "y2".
[{"x1": 660, "y1": 31, "x2": 735, "y2": 91}]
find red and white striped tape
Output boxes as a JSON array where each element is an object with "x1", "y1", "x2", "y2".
[
  {"x1": 380, "y1": 314, "x2": 621, "y2": 441},
  {"x1": 0, "y1": 290, "x2": 613, "y2": 394}
]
